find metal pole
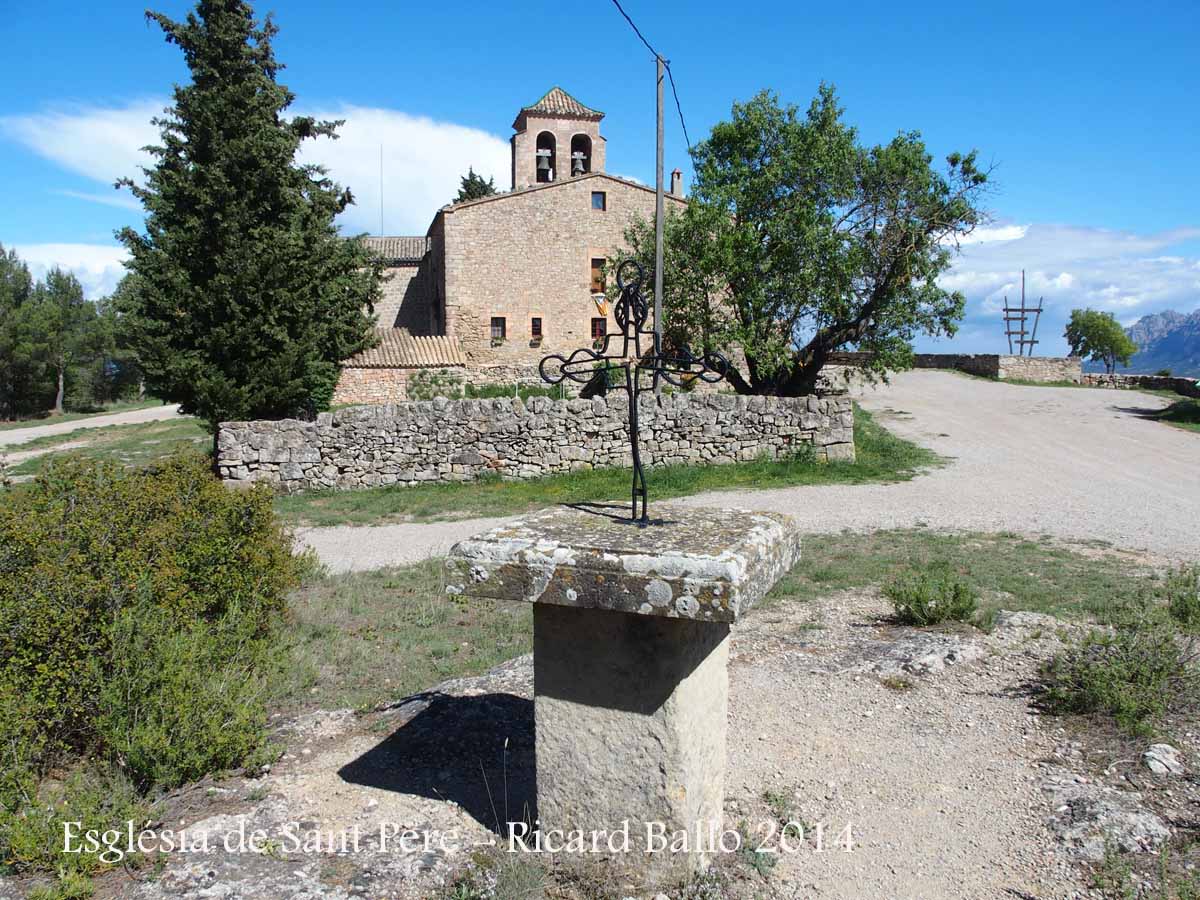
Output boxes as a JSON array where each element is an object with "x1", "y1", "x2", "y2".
[{"x1": 654, "y1": 55, "x2": 665, "y2": 395}]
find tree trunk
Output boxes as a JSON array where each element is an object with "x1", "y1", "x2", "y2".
[{"x1": 54, "y1": 365, "x2": 65, "y2": 415}]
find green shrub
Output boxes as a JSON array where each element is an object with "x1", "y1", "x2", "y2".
[
  {"x1": 95, "y1": 603, "x2": 282, "y2": 790},
  {"x1": 883, "y1": 566, "x2": 978, "y2": 625},
  {"x1": 0, "y1": 454, "x2": 298, "y2": 879},
  {"x1": 1162, "y1": 566, "x2": 1200, "y2": 633},
  {"x1": 1156, "y1": 368, "x2": 1173, "y2": 377},
  {"x1": 1040, "y1": 621, "x2": 1198, "y2": 734},
  {"x1": 407, "y1": 368, "x2": 465, "y2": 401},
  {"x1": 0, "y1": 453, "x2": 298, "y2": 780},
  {"x1": 406, "y1": 369, "x2": 558, "y2": 402},
  {"x1": 2, "y1": 764, "x2": 148, "y2": 882},
  {"x1": 463, "y1": 382, "x2": 556, "y2": 401}
]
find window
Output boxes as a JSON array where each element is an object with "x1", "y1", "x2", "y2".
[
  {"x1": 591, "y1": 191, "x2": 606, "y2": 211},
  {"x1": 591, "y1": 317, "x2": 607, "y2": 340},
  {"x1": 490, "y1": 317, "x2": 506, "y2": 340},
  {"x1": 531, "y1": 317, "x2": 542, "y2": 339},
  {"x1": 590, "y1": 258, "x2": 606, "y2": 294}
]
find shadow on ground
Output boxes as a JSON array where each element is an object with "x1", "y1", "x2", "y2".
[
  {"x1": 1112, "y1": 404, "x2": 1168, "y2": 419},
  {"x1": 337, "y1": 691, "x2": 536, "y2": 833}
]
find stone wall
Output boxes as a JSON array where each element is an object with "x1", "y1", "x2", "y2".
[
  {"x1": 332, "y1": 367, "x2": 427, "y2": 406},
  {"x1": 1081, "y1": 373, "x2": 1200, "y2": 398},
  {"x1": 910, "y1": 354, "x2": 1004, "y2": 378},
  {"x1": 375, "y1": 261, "x2": 436, "y2": 333},
  {"x1": 217, "y1": 393, "x2": 855, "y2": 493},
  {"x1": 995, "y1": 355, "x2": 1082, "y2": 382},
  {"x1": 828, "y1": 352, "x2": 1081, "y2": 383}
]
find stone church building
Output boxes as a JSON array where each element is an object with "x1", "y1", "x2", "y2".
[{"x1": 332, "y1": 87, "x2": 686, "y2": 404}]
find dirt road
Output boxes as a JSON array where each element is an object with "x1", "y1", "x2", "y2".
[
  {"x1": 0, "y1": 403, "x2": 184, "y2": 447},
  {"x1": 300, "y1": 372, "x2": 1198, "y2": 571}
]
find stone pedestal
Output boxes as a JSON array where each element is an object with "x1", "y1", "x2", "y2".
[{"x1": 447, "y1": 503, "x2": 799, "y2": 880}]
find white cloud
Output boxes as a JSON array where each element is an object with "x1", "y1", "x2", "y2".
[
  {"x1": 0, "y1": 100, "x2": 161, "y2": 186},
  {"x1": 298, "y1": 104, "x2": 510, "y2": 234},
  {"x1": 53, "y1": 189, "x2": 143, "y2": 211},
  {"x1": 14, "y1": 243, "x2": 129, "y2": 299},
  {"x1": 7, "y1": 101, "x2": 1200, "y2": 345},
  {"x1": 1, "y1": 99, "x2": 511, "y2": 236},
  {"x1": 932, "y1": 223, "x2": 1200, "y2": 354}
]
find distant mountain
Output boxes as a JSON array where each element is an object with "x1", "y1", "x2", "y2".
[{"x1": 1083, "y1": 309, "x2": 1200, "y2": 376}]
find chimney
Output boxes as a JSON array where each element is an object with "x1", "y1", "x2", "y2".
[{"x1": 670, "y1": 168, "x2": 683, "y2": 197}]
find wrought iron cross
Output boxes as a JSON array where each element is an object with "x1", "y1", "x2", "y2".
[{"x1": 539, "y1": 259, "x2": 728, "y2": 525}]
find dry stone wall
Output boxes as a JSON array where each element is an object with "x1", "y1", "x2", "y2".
[
  {"x1": 1081, "y1": 373, "x2": 1200, "y2": 398},
  {"x1": 217, "y1": 393, "x2": 855, "y2": 493},
  {"x1": 827, "y1": 352, "x2": 1081, "y2": 383},
  {"x1": 995, "y1": 355, "x2": 1082, "y2": 382}
]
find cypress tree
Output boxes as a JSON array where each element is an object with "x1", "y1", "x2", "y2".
[{"x1": 116, "y1": 0, "x2": 380, "y2": 433}]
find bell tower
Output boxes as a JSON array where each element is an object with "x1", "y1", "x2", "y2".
[{"x1": 511, "y1": 87, "x2": 606, "y2": 190}]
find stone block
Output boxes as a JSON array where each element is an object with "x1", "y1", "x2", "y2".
[
  {"x1": 533, "y1": 603, "x2": 729, "y2": 879},
  {"x1": 446, "y1": 503, "x2": 800, "y2": 623},
  {"x1": 448, "y1": 502, "x2": 798, "y2": 880}
]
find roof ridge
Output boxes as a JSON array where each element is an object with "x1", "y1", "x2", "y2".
[
  {"x1": 441, "y1": 172, "x2": 675, "y2": 213},
  {"x1": 519, "y1": 86, "x2": 603, "y2": 120}
]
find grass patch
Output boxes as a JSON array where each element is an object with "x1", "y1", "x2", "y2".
[
  {"x1": 277, "y1": 559, "x2": 532, "y2": 713},
  {"x1": 770, "y1": 530, "x2": 1157, "y2": 622},
  {"x1": 884, "y1": 565, "x2": 978, "y2": 625},
  {"x1": 1, "y1": 418, "x2": 209, "y2": 475},
  {"x1": 1151, "y1": 398, "x2": 1200, "y2": 433},
  {"x1": 0, "y1": 399, "x2": 163, "y2": 431},
  {"x1": 275, "y1": 404, "x2": 942, "y2": 527}
]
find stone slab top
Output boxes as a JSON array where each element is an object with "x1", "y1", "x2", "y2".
[{"x1": 445, "y1": 503, "x2": 800, "y2": 624}]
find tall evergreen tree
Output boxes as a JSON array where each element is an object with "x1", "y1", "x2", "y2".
[
  {"x1": 116, "y1": 0, "x2": 380, "y2": 433},
  {"x1": 0, "y1": 244, "x2": 47, "y2": 418},
  {"x1": 455, "y1": 167, "x2": 497, "y2": 202},
  {"x1": 35, "y1": 268, "x2": 101, "y2": 414}
]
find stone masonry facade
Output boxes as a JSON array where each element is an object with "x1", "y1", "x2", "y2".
[
  {"x1": 333, "y1": 87, "x2": 687, "y2": 405},
  {"x1": 441, "y1": 174, "x2": 684, "y2": 368},
  {"x1": 217, "y1": 393, "x2": 855, "y2": 493}
]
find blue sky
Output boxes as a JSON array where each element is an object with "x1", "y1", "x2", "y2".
[{"x1": 2, "y1": 0, "x2": 1198, "y2": 354}]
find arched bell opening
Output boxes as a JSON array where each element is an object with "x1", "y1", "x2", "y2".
[
  {"x1": 535, "y1": 132, "x2": 556, "y2": 183},
  {"x1": 570, "y1": 134, "x2": 592, "y2": 176}
]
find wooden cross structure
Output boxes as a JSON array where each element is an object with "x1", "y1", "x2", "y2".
[{"x1": 1003, "y1": 269, "x2": 1044, "y2": 356}]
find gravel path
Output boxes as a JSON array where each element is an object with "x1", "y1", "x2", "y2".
[
  {"x1": 300, "y1": 371, "x2": 1199, "y2": 572},
  {"x1": 0, "y1": 403, "x2": 184, "y2": 447},
  {"x1": 101, "y1": 591, "x2": 1100, "y2": 899}
]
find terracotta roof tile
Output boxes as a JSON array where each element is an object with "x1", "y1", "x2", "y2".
[
  {"x1": 362, "y1": 236, "x2": 429, "y2": 263},
  {"x1": 519, "y1": 87, "x2": 603, "y2": 121},
  {"x1": 343, "y1": 329, "x2": 465, "y2": 369}
]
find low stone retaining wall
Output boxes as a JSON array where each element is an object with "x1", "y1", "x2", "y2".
[
  {"x1": 827, "y1": 352, "x2": 1081, "y2": 383},
  {"x1": 1081, "y1": 373, "x2": 1200, "y2": 398},
  {"x1": 911, "y1": 354, "x2": 1081, "y2": 382},
  {"x1": 217, "y1": 393, "x2": 855, "y2": 493}
]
